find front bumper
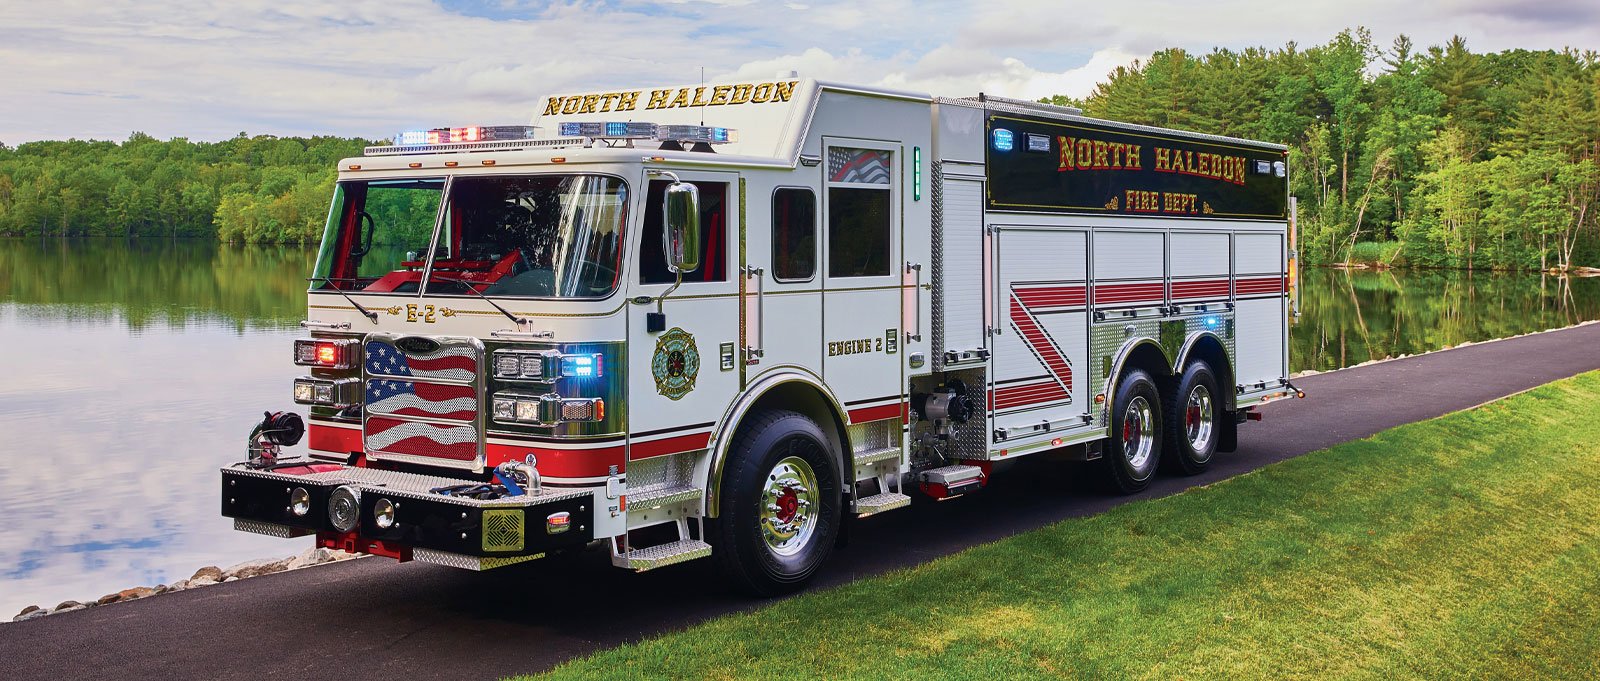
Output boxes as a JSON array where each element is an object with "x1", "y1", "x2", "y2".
[{"x1": 221, "y1": 461, "x2": 595, "y2": 569}]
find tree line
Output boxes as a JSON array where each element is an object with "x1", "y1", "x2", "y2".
[
  {"x1": 1049, "y1": 29, "x2": 1600, "y2": 270},
  {"x1": 0, "y1": 133, "x2": 370, "y2": 243}
]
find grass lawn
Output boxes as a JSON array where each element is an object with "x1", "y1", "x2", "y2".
[{"x1": 533, "y1": 372, "x2": 1600, "y2": 680}]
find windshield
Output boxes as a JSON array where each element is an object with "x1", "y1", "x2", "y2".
[
  {"x1": 311, "y1": 178, "x2": 444, "y2": 293},
  {"x1": 310, "y1": 175, "x2": 628, "y2": 299},
  {"x1": 427, "y1": 175, "x2": 627, "y2": 298}
]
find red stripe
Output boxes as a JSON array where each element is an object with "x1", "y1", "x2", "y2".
[
  {"x1": 1014, "y1": 286, "x2": 1087, "y2": 308},
  {"x1": 365, "y1": 416, "x2": 477, "y2": 461},
  {"x1": 408, "y1": 355, "x2": 477, "y2": 372},
  {"x1": 488, "y1": 442, "x2": 625, "y2": 477},
  {"x1": 630, "y1": 431, "x2": 713, "y2": 460},
  {"x1": 1093, "y1": 282, "x2": 1165, "y2": 304},
  {"x1": 412, "y1": 383, "x2": 475, "y2": 401},
  {"x1": 848, "y1": 402, "x2": 905, "y2": 424},
  {"x1": 1009, "y1": 295, "x2": 1074, "y2": 392},
  {"x1": 308, "y1": 422, "x2": 362, "y2": 455},
  {"x1": 990, "y1": 381, "x2": 1069, "y2": 409}
]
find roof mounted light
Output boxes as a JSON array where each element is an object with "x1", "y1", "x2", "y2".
[
  {"x1": 559, "y1": 121, "x2": 658, "y2": 139},
  {"x1": 393, "y1": 125, "x2": 536, "y2": 146},
  {"x1": 556, "y1": 121, "x2": 738, "y2": 146}
]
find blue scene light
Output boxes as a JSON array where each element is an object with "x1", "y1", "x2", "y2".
[{"x1": 992, "y1": 128, "x2": 1014, "y2": 152}]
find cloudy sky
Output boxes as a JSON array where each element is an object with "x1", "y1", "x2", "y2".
[{"x1": 2, "y1": 0, "x2": 1597, "y2": 144}]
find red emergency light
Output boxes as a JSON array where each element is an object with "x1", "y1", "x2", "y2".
[{"x1": 294, "y1": 338, "x2": 359, "y2": 370}]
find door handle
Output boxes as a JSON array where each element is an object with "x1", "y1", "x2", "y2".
[
  {"x1": 904, "y1": 261, "x2": 922, "y2": 344},
  {"x1": 743, "y1": 265, "x2": 765, "y2": 363}
]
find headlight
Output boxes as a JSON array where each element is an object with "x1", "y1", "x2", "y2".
[
  {"x1": 491, "y1": 349, "x2": 604, "y2": 381},
  {"x1": 493, "y1": 392, "x2": 604, "y2": 425},
  {"x1": 289, "y1": 488, "x2": 311, "y2": 517},
  {"x1": 293, "y1": 377, "x2": 361, "y2": 407}
]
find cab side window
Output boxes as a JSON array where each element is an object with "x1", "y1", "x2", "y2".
[
  {"x1": 772, "y1": 188, "x2": 816, "y2": 281},
  {"x1": 640, "y1": 180, "x2": 727, "y2": 284},
  {"x1": 826, "y1": 148, "x2": 892, "y2": 278}
]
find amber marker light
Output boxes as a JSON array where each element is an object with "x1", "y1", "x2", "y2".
[
  {"x1": 550, "y1": 157, "x2": 566, "y2": 163},
  {"x1": 347, "y1": 164, "x2": 361, "y2": 170},
  {"x1": 445, "y1": 161, "x2": 458, "y2": 167},
  {"x1": 408, "y1": 162, "x2": 422, "y2": 169},
  {"x1": 1094, "y1": 393, "x2": 1107, "y2": 404},
  {"x1": 482, "y1": 159, "x2": 496, "y2": 166}
]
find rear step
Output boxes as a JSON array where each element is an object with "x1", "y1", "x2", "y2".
[
  {"x1": 612, "y1": 539, "x2": 712, "y2": 571},
  {"x1": 853, "y1": 446, "x2": 901, "y2": 466},
  {"x1": 918, "y1": 464, "x2": 986, "y2": 500},
  {"x1": 855, "y1": 491, "x2": 911, "y2": 517}
]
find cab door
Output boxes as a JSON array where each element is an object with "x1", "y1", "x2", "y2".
[
  {"x1": 626, "y1": 170, "x2": 741, "y2": 462},
  {"x1": 821, "y1": 140, "x2": 904, "y2": 424}
]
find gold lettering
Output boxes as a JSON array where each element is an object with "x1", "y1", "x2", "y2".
[
  {"x1": 1126, "y1": 145, "x2": 1141, "y2": 169},
  {"x1": 618, "y1": 91, "x2": 640, "y2": 111},
  {"x1": 751, "y1": 83, "x2": 773, "y2": 103},
  {"x1": 543, "y1": 97, "x2": 563, "y2": 116},
  {"x1": 646, "y1": 89, "x2": 671, "y2": 110},
  {"x1": 730, "y1": 84, "x2": 752, "y2": 104},
  {"x1": 406, "y1": 304, "x2": 418, "y2": 322},
  {"x1": 709, "y1": 85, "x2": 731, "y2": 105},
  {"x1": 1077, "y1": 139, "x2": 1092, "y2": 169},
  {"x1": 773, "y1": 80, "x2": 796, "y2": 102},
  {"x1": 1093, "y1": 140, "x2": 1110, "y2": 169},
  {"x1": 423, "y1": 305, "x2": 436, "y2": 324},
  {"x1": 690, "y1": 86, "x2": 709, "y2": 107},
  {"x1": 1154, "y1": 147, "x2": 1171, "y2": 172},
  {"x1": 670, "y1": 88, "x2": 691, "y2": 108},
  {"x1": 1184, "y1": 150, "x2": 1196, "y2": 173},
  {"x1": 579, "y1": 94, "x2": 600, "y2": 114},
  {"x1": 1058, "y1": 136, "x2": 1075, "y2": 171},
  {"x1": 561, "y1": 97, "x2": 581, "y2": 114},
  {"x1": 1197, "y1": 152, "x2": 1210, "y2": 177}
]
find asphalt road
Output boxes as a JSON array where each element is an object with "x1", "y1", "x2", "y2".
[{"x1": 7, "y1": 323, "x2": 1600, "y2": 681}]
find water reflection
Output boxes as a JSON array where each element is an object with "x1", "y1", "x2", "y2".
[
  {"x1": 2, "y1": 239, "x2": 1598, "y2": 616},
  {"x1": 1292, "y1": 268, "x2": 1600, "y2": 373},
  {"x1": 0, "y1": 238, "x2": 311, "y2": 615}
]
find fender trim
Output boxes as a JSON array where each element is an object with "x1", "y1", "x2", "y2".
[{"x1": 702, "y1": 369, "x2": 850, "y2": 518}]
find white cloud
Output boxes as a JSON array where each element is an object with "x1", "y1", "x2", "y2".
[{"x1": 0, "y1": 0, "x2": 1598, "y2": 144}]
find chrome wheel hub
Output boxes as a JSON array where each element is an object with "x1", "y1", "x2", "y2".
[
  {"x1": 1122, "y1": 395, "x2": 1155, "y2": 474},
  {"x1": 1185, "y1": 384, "x2": 1215, "y2": 455},
  {"x1": 759, "y1": 455, "x2": 820, "y2": 557}
]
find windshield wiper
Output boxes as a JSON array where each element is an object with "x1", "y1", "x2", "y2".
[
  {"x1": 431, "y1": 276, "x2": 526, "y2": 326},
  {"x1": 309, "y1": 277, "x2": 379, "y2": 323}
]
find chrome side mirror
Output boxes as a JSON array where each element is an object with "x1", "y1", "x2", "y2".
[{"x1": 663, "y1": 181, "x2": 701, "y2": 274}]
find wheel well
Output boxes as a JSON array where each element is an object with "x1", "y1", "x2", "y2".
[
  {"x1": 1121, "y1": 341, "x2": 1173, "y2": 383},
  {"x1": 746, "y1": 383, "x2": 851, "y2": 468},
  {"x1": 1181, "y1": 335, "x2": 1235, "y2": 411},
  {"x1": 706, "y1": 379, "x2": 851, "y2": 518}
]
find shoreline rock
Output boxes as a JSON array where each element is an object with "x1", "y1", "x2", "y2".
[{"x1": 9, "y1": 546, "x2": 360, "y2": 623}]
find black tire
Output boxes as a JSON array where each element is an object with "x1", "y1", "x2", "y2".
[
  {"x1": 706, "y1": 410, "x2": 842, "y2": 596},
  {"x1": 1163, "y1": 361, "x2": 1220, "y2": 475},
  {"x1": 1099, "y1": 368, "x2": 1163, "y2": 494}
]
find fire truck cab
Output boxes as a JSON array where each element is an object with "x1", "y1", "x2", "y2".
[{"x1": 222, "y1": 78, "x2": 1296, "y2": 595}]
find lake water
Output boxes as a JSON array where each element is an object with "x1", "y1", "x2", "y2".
[{"x1": 2, "y1": 238, "x2": 1598, "y2": 616}]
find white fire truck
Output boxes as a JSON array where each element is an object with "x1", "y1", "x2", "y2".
[{"x1": 222, "y1": 78, "x2": 1299, "y2": 595}]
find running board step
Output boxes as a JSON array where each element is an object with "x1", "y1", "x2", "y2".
[
  {"x1": 612, "y1": 539, "x2": 712, "y2": 572},
  {"x1": 855, "y1": 492, "x2": 911, "y2": 517},
  {"x1": 628, "y1": 484, "x2": 702, "y2": 510},
  {"x1": 853, "y1": 446, "x2": 902, "y2": 466}
]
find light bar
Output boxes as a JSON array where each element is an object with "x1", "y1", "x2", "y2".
[
  {"x1": 558, "y1": 121, "x2": 658, "y2": 139},
  {"x1": 554, "y1": 121, "x2": 738, "y2": 145},
  {"x1": 392, "y1": 125, "x2": 537, "y2": 146},
  {"x1": 657, "y1": 124, "x2": 738, "y2": 144}
]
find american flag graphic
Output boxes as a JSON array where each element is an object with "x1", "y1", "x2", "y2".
[
  {"x1": 365, "y1": 340, "x2": 478, "y2": 381},
  {"x1": 365, "y1": 416, "x2": 479, "y2": 461},
  {"x1": 363, "y1": 339, "x2": 481, "y2": 462},
  {"x1": 828, "y1": 148, "x2": 891, "y2": 185}
]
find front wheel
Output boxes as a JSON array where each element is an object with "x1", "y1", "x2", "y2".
[
  {"x1": 1099, "y1": 368, "x2": 1163, "y2": 494},
  {"x1": 707, "y1": 410, "x2": 842, "y2": 596},
  {"x1": 1163, "y1": 361, "x2": 1220, "y2": 475}
]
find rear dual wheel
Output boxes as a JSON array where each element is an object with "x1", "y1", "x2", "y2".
[
  {"x1": 1163, "y1": 361, "x2": 1220, "y2": 476},
  {"x1": 1100, "y1": 368, "x2": 1163, "y2": 494}
]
